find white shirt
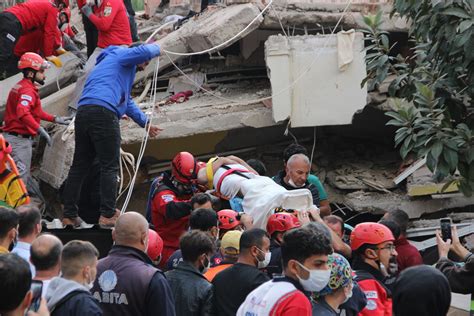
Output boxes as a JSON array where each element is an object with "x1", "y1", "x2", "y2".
[{"x1": 12, "y1": 241, "x2": 36, "y2": 277}]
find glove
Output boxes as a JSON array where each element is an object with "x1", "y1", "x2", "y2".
[
  {"x1": 56, "y1": 47, "x2": 68, "y2": 55},
  {"x1": 81, "y1": 5, "x2": 93, "y2": 17},
  {"x1": 54, "y1": 115, "x2": 73, "y2": 125},
  {"x1": 37, "y1": 126, "x2": 52, "y2": 147},
  {"x1": 46, "y1": 56, "x2": 62, "y2": 67}
]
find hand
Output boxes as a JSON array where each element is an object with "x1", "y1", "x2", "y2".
[
  {"x1": 54, "y1": 115, "x2": 73, "y2": 125},
  {"x1": 46, "y1": 56, "x2": 62, "y2": 67},
  {"x1": 239, "y1": 213, "x2": 253, "y2": 230},
  {"x1": 81, "y1": 5, "x2": 93, "y2": 17},
  {"x1": 27, "y1": 298, "x2": 50, "y2": 316},
  {"x1": 308, "y1": 206, "x2": 323, "y2": 223},
  {"x1": 296, "y1": 210, "x2": 310, "y2": 226},
  {"x1": 56, "y1": 47, "x2": 67, "y2": 55},
  {"x1": 436, "y1": 229, "x2": 451, "y2": 258},
  {"x1": 450, "y1": 226, "x2": 470, "y2": 259},
  {"x1": 37, "y1": 126, "x2": 52, "y2": 146},
  {"x1": 146, "y1": 124, "x2": 163, "y2": 137}
]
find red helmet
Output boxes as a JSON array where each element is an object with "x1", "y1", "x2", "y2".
[
  {"x1": 171, "y1": 152, "x2": 198, "y2": 184},
  {"x1": 18, "y1": 53, "x2": 50, "y2": 71},
  {"x1": 147, "y1": 229, "x2": 163, "y2": 261},
  {"x1": 218, "y1": 209, "x2": 240, "y2": 230},
  {"x1": 350, "y1": 222, "x2": 395, "y2": 251},
  {"x1": 266, "y1": 212, "x2": 300, "y2": 236}
]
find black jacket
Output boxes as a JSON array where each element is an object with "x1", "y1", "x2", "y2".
[
  {"x1": 436, "y1": 254, "x2": 474, "y2": 295},
  {"x1": 165, "y1": 261, "x2": 213, "y2": 316},
  {"x1": 46, "y1": 277, "x2": 102, "y2": 316}
]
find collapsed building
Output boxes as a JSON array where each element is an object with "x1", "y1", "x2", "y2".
[{"x1": 1, "y1": 0, "x2": 473, "y2": 250}]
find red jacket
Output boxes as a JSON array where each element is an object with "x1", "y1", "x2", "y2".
[
  {"x1": 151, "y1": 174, "x2": 193, "y2": 251},
  {"x1": 353, "y1": 263, "x2": 392, "y2": 316},
  {"x1": 395, "y1": 237, "x2": 423, "y2": 272},
  {"x1": 6, "y1": 0, "x2": 61, "y2": 56},
  {"x1": 14, "y1": 29, "x2": 62, "y2": 58},
  {"x1": 3, "y1": 78, "x2": 55, "y2": 136},
  {"x1": 88, "y1": 0, "x2": 132, "y2": 48}
]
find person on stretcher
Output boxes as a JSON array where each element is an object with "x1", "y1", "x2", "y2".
[{"x1": 195, "y1": 155, "x2": 319, "y2": 229}]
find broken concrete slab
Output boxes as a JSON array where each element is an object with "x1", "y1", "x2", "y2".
[
  {"x1": 265, "y1": 33, "x2": 367, "y2": 127},
  {"x1": 407, "y1": 166, "x2": 459, "y2": 197},
  {"x1": 341, "y1": 190, "x2": 474, "y2": 219},
  {"x1": 121, "y1": 82, "x2": 274, "y2": 143},
  {"x1": 138, "y1": 3, "x2": 264, "y2": 82}
]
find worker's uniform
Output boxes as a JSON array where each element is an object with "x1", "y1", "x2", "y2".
[
  {"x1": 149, "y1": 172, "x2": 193, "y2": 269},
  {"x1": 69, "y1": 0, "x2": 132, "y2": 109},
  {"x1": 353, "y1": 260, "x2": 393, "y2": 316},
  {"x1": 2, "y1": 78, "x2": 55, "y2": 181},
  {"x1": 0, "y1": 1, "x2": 61, "y2": 78}
]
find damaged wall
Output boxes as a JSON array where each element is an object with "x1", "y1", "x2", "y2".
[{"x1": 265, "y1": 33, "x2": 367, "y2": 127}]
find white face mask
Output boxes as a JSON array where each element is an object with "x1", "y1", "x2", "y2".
[
  {"x1": 296, "y1": 261, "x2": 331, "y2": 292},
  {"x1": 343, "y1": 285, "x2": 353, "y2": 303},
  {"x1": 85, "y1": 273, "x2": 94, "y2": 290},
  {"x1": 288, "y1": 178, "x2": 304, "y2": 188},
  {"x1": 256, "y1": 248, "x2": 271, "y2": 269}
]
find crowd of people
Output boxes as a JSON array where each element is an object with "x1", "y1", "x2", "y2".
[
  {"x1": 0, "y1": 146, "x2": 473, "y2": 315},
  {"x1": 0, "y1": 0, "x2": 473, "y2": 315}
]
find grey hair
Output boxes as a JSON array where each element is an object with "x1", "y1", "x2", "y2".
[{"x1": 287, "y1": 153, "x2": 310, "y2": 167}]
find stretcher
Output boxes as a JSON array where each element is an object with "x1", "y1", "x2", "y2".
[{"x1": 0, "y1": 134, "x2": 30, "y2": 208}]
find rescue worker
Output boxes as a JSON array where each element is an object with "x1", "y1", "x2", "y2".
[
  {"x1": 350, "y1": 222, "x2": 397, "y2": 316},
  {"x1": 76, "y1": 0, "x2": 98, "y2": 57},
  {"x1": 61, "y1": 43, "x2": 162, "y2": 228},
  {"x1": 2, "y1": 52, "x2": 71, "y2": 187},
  {"x1": 149, "y1": 152, "x2": 203, "y2": 268},
  {"x1": 265, "y1": 212, "x2": 300, "y2": 277},
  {"x1": 70, "y1": 0, "x2": 133, "y2": 109},
  {"x1": 0, "y1": 0, "x2": 65, "y2": 79}
]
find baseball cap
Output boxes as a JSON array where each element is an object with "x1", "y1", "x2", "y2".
[{"x1": 221, "y1": 230, "x2": 242, "y2": 255}]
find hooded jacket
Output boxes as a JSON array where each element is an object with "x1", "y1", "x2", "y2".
[
  {"x1": 45, "y1": 277, "x2": 102, "y2": 316},
  {"x1": 78, "y1": 44, "x2": 160, "y2": 127}
]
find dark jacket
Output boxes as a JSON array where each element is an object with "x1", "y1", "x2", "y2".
[
  {"x1": 165, "y1": 261, "x2": 213, "y2": 316},
  {"x1": 91, "y1": 245, "x2": 176, "y2": 316},
  {"x1": 46, "y1": 277, "x2": 102, "y2": 316},
  {"x1": 273, "y1": 170, "x2": 320, "y2": 207},
  {"x1": 436, "y1": 254, "x2": 474, "y2": 295}
]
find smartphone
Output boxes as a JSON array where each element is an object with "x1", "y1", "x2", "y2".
[
  {"x1": 440, "y1": 218, "x2": 452, "y2": 242},
  {"x1": 28, "y1": 280, "x2": 43, "y2": 312}
]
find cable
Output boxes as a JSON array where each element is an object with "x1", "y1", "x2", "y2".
[
  {"x1": 162, "y1": 0, "x2": 353, "y2": 106},
  {"x1": 161, "y1": 0, "x2": 274, "y2": 56},
  {"x1": 120, "y1": 57, "x2": 160, "y2": 214},
  {"x1": 310, "y1": 126, "x2": 316, "y2": 166},
  {"x1": 145, "y1": 21, "x2": 176, "y2": 44}
]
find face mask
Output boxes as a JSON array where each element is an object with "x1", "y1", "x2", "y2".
[
  {"x1": 343, "y1": 285, "x2": 353, "y2": 303},
  {"x1": 296, "y1": 261, "x2": 331, "y2": 292},
  {"x1": 201, "y1": 255, "x2": 211, "y2": 274},
  {"x1": 256, "y1": 248, "x2": 271, "y2": 269},
  {"x1": 288, "y1": 178, "x2": 304, "y2": 188},
  {"x1": 10, "y1": 229, "x2": 18, "y2": 249}
]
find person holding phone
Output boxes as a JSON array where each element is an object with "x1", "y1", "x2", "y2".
[{"x1": 436, "y1": 225, "x2": 474, "y2": 315}]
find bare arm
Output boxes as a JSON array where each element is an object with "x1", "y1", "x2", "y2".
[
  {"x1": 225, "y1": 155, "x2": 257, "y2": 174},
  {"x1": 308, "y1": 208, "x2": 352, "y2": 258}
]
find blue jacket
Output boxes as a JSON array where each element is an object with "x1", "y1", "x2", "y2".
[{"x1": 78, "y1": 44, "x2": 161, "y2": 127}]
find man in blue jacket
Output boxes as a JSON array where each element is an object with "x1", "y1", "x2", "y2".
[{"x1": 62, "y1": 43, "x2": 162, "y2": 228}]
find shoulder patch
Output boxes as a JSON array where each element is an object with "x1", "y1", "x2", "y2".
[
  {"x1": 161, "y1": 194, "x2": 174, "y2": 203},
  {"x1": 20, "y1": 94, "x2": 33, "y2": 101},
  {"x1": 364, "y1": 291, "x2": 378, "y2": 299},
  {"x1": 20, "y1": 100, "x2": 29, "y2": 106},
  {"x1": 103, "y1": 5, "x2": 112, "y2": 16},
  {"x1": 365, "y1": 299, "x2": 377, "y2": 310}
]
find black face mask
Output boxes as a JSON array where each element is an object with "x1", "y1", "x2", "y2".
[{"x1": 200, "y1": 255, "x2": 210, "y2": 273}]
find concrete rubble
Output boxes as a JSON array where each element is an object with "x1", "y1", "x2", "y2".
[{"x1": 0, "y1": 0, "x2": 463, "y2": 220}]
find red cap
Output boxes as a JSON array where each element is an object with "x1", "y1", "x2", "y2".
[
  {"x1": 218, "y1": 209, "x2": 240, "y2": 230},
  {"x1": 18, "y1": 52, "x2": 50, "y2": 71},
  {"x1": 171, "y1": 152, "x2": 198, "y2": 184},
  {"x1": 350, "y1": 222, "x2": 395, "y2": 251},
  {"x1": 147, "y1": 229, "x2": 163, "y2": 261},
  {"x1": 266, "y1": 212, "x2": 300, "y2": 236}
]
